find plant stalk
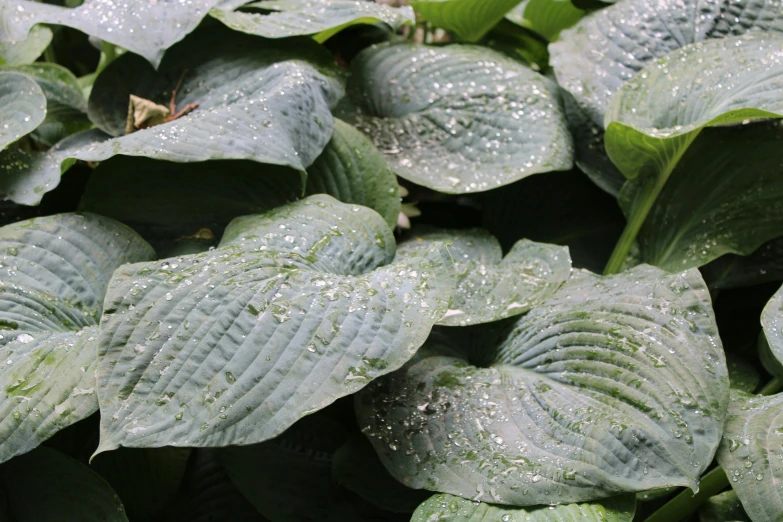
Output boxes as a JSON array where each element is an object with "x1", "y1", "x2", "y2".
[
  {"x1": 642, "y1": 467, "x2": 729, "y2": 522},
  {"x1": 759, "y1": 377, "x2": 783, "y2": 396}
]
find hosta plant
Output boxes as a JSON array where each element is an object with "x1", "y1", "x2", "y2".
[{"x1": 1, "y1": 0, "x2": 783, "y2": 521}]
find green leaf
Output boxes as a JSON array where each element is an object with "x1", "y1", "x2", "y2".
[
  {"x1": 0, "y1": 25, "x2": 52, "y2": 65},
  {"x1": 717, "y1": 390, "x2": 783, "y2": 522},
  {"x1": 0, "y1": 446, "x2": 128, "y2": 521},
  {"x1": 91, "y1": 447, "x2": 191, "y2": 521},
  {"x1": 306, "y1": 119, "x2": 400, "y2": 230},
  {"x1": 550, "y1": 0, "x2": 783, "y2": 195},
  {"x1": 344, "y1": 43, "x2": 572, "y2": 193},
  {"x1": 761, "y1": 284, "x2": 783, "y2": 378},
  {"x1": 1, "y1": 63, "x2": 90, "y2": 146},
  {"x1": 0, "y1": 128, "x2": 107, "y2": 205},
  {"x1": 357, "y1": 265, "x2": 728, "y2": 505},
  {"x1": 222, "y1": 412, "x2": 405, "y2": 521},
  {"x1": 0, "y1": 213, "x2": 154, "y2": 463},
  {"x1": 397, "y1": 228, "x2": 571, "y2": 326},
  {"x1": 615, "y1": 121, "x2": 783, "y2": 272},
  {"x1": 411, "y1": 0, "x2": 524, "y2": 42},
  {"x1": 0, "y1": 71, "x2": 45, "y2": 150},
  {"x1": 95, "y1": 195, "x2": 455, "y2": 453},
  {"x1": 79, "y1": 156, "x2": 302, "y2": 256},
  {"x1": 211, "y1": 0, "x2": 415, "y2": 43},
  {"x1": 603, "y1": 36, "x2": 783, "y2": 273},
  {"x1": 699, "y1": 490, "x2": 751, "y2": 522},
  {"x1": 411, "y1": 493, "x2": 636, "y2": 521},
  {"x1": 0, "y1": 0, "x2": 222, "y2": 68},
  {"x1": 84, "y1": 26, "x2": 343, "y2": 168},
  {"x1": 702, "y1": 238, "x2": 783, "y2": 291},
  {"x1": 159, "y1": 449, "x2": 267, "y2": 522},
  {"x1": 333, "y1": 435, "x2": 430, "y2": 514},
  {"x1": 726, "y1": 352, "x2": 761, "y2": 394},
  {"x1": 505, "y1": 0, "x2": 584, "y2": 42}
]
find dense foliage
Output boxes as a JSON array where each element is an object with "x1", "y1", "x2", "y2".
[{"x1": 1, "y1": 0, "x2": 783, "y2": 521}]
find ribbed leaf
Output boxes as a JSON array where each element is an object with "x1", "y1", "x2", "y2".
[
  {"x1": 411, "y1": 0, "x2": 524, "y2": 42},
  {"x1": 0, "y1": 25, "x2": 51, "y2": 65},
  {"x1": 96, "y1": 195, "x2": 455, "y2": 453},
  {"x1": 211, "y1": 0, "x2": 415, "y2": 42},
  {"x1": 0, "y1": 446, "x2": 128, "y2": 521},
  {"x1": 0, "y1": 71, "x2": 45, "y2": 150},
  {"x1": 761, "y1": 283, "x2": 783, "y2": 376},
  {"x1": 0, "y1": 0, "x2": 222, "y2": 68},
  {"x1": 0, "y1": 213, "x2": 154, "y2": 463},
  {"x1": 411, "y1": 493, "x2": 636, "y2": 521},
  {"x1": 357, "y1": 265, "x2": 728, "y2": 505},
  {"x1": 306, "y1": 119, "x2": 400, "y2": 230},
  {"x1": 717, "y1": 391, "x2": 783, "y2": 522},
  {"x1": 397, "y1": 228, "x2": 571, "y2": 326},
  {"x1": 550, "y1": 0, "x2": 783, "y2": 194},
  {"x1": 344, "y1": 43, "x2": 572, "y2": 193}
]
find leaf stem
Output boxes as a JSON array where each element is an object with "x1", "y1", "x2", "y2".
[
  {"x1": 641, "y1": 467, "x2": 728, "y2": 522},
  {"x1": 759, "y1": 377, "x2": 783, "y2": 396}
]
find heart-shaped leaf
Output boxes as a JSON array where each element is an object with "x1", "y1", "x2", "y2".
[
  {"x1": 0, "y1": 71, "x2": 45, "y2": 150},
  {"x1": 95, "y1": 195, "x2": 455, "y2": 453},
  {"x1": 717, "y1": 390, "x2": 783, "y2": 522},
  {"x1": 343, "y1": 43, "x2": 572, "y2": 193},
  {"x1": 0, "y1": 0, "x2": 222, "y2": 68},
  {"x1": 550, "y1": 0, "x2": 783, "y2": 194},
  {"x1": 84, "y1": 26, "x2": 343, "y2": 168},
  {"x1": 0, "y1": 446, "x2": 128, "y2": 521},
  {"x1": 0, "y1": 25, "x2": 51, "y2": 65},
  {"x1": 602, "y1": 35, "x2": 783, "y2": 273},
  {"x1": 411, "y1": 493, "x2": 636, "y2": 521},
  {"x1": 211, "y1": 0, "x2": 415, "y2": 42},
  {"x1": 305, "y1": 118, "x2": 400, "y2": 230},
  {"x1": 411, "y1": 0, "x2": 524, "y2": 42},
  {"x1": 1, "y1": 63, "x2": 90, "y2": 146},
  {"x1": 0, "y1": 213, "x2": 154, "y2": 463},
  {"x1": 357, "y1": 265, "x2": 728, "y2": 505},
  {"x1": 397, "y1": 228, "x2": 571, "y2": 326}
]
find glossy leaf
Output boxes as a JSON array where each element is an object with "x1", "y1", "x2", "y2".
[
  {"x1": 411, "y1": 493, "x2": 636, "y2": 521},
  {"x1": 95, "y1": 195, "x2": 455, "y2": 453},
  {"x1": 0, "y1": 0, "x2": 222, "y2": 68},
  {"x1": 505, "y1": 0, "x2": 583, "y2": 41},
  {"x1": 0, "y1": 446, "x2": 128, "y2": 521},
  {"x1": 0, "y1": 128, "x2": 108, "y2": 205},
  {"x1": 717, "y1": 391, "x2": 783, "y2": 522},
  {"x1": 0, "y1": 71, "x2": 45, "y2": 150},
  {"x1": 0, "y1": 25, "x2": 51, "y2": 65},
  {"x1": 702, "y1": 237, "x2": 783, "y2": 291},
  {"x1": 344, "y1": 43, "x2": 572, "y2": 193},
  {"x1": 84, "y1": 26, "x2": 343, "y2": 169},
  {"x1": 411, "y1": 0, "x2": 524, "y2": 42},
  {"x1": 211, "y1": 0, "x2": 415, "y2": 42},
  {"x1": 550, "y1": 0, "x2": 783, "y2": 193},
  {"x1": 305, "y1": 119, "x2": 400, "y2": 230},
  {"x1": 397, "y1": 228, "x2": 571, "y2": 326},
  {"x1": 0, "y1": 213, "x2": 154, "y2": 463},
  {"x1": 357, "y1": 265, "x2": 728, "y2": 505}
]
